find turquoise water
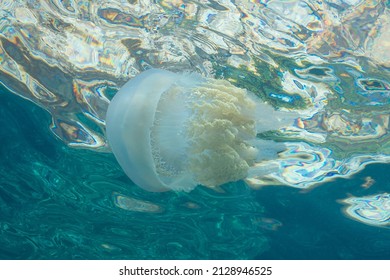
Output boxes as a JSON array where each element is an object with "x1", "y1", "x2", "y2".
[
  {"x1": 1, "y1": 84, "x2": 389, "y2": 259},
  {"x1": 0, "y1": 0, "x2": 390, "y2": 260}
]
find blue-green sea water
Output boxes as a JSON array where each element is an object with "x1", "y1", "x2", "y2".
[{"x1": 1, "y1": 84, "x2": 389, "y2": 260}]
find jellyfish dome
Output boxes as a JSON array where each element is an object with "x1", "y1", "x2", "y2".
[{"x1": 106, "y1": 69, "x2": 295, "y2": 192}]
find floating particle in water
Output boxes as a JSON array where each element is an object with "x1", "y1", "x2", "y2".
[
  {"x1": 361, "y1": 176, "x2": 375, "y2": 189},
  {"x1": 342, "y1": 193, "x2": 390, "y2": 227},
  {"x1": 252, "y1": 217, "x2": 282, "y2": 231},
  {"x1": 101, "y1": 243, "x2": 122, "y2": 253},
  {"x1": 113, "y1": 193, "x2": 162, "y2": 213},
  {"x1": 182, "y1": 202, "x2": 201, "y2": 209}
]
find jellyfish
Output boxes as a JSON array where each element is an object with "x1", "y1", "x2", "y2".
[{"x1": 106, "y1": 69, "x2": 296, "y2": 192}]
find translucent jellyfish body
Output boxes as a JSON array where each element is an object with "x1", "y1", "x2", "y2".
[{"x1": 106, "y1": 69, "x2": 295, "y2": 192}]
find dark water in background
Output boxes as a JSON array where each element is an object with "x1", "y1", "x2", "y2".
[{"x1": 1, "y1": 84, "x2": 389, "y2": 260}]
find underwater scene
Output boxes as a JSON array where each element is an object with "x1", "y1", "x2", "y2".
[{"x1": 0, "y1": 0, "x2": 389, "y2": 259}]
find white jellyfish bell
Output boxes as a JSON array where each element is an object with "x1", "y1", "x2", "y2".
[{"x1": 106, "y1": 69, "x2": 296, "y2": 192}]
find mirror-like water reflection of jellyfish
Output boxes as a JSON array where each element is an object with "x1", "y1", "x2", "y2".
[
  {"x1": 342, "y1": 193, "x2": 390, "y2": 227},
  {"x1": 106, "y1": 69, "x2": 297, "y2": 192}
]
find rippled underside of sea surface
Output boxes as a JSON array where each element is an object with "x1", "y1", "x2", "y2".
[{"x1": 0, "y1": 0, "x2": 389, "y2": 259}]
